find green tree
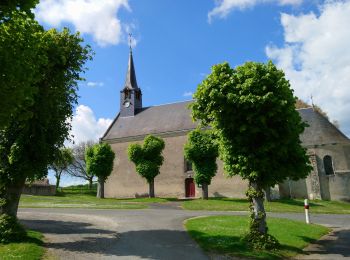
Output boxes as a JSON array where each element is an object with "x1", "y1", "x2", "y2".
[
  {"x1": 191, "y1": 61, "x2": 312, "y2": 249},
  {"x1": 184, "y1": 129, "x2": 218, "y2": 200},
  {"x1": 0, "y1": 26, "x2": 91, "y2": 217},
  {"x1": 50, "y1": 148, "x2": 74, "y2": 191},
  {"x1": 0, "y1": 0, "x2": 38, "y2": 19},
  {"x1": 128, "y1": 135, "x2": 165, "y2": 198},
  {"x1": 85, "y1": 143, "x2": 115, "y2": 199},
  {"x1": 0, "y1": 11, "x2": 43, "y2": 128}
]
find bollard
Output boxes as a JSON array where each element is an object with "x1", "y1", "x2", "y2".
[{"x1": 304, "y1": 199, "x2": 310, "y2": 224}]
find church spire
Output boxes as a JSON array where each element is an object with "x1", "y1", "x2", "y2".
[
  {"x1": 124, "y1": 34, "x2": 139, "y2": 90},
  {"x1": 120, "y1": 34, "x2": 142, "y2": 117}
]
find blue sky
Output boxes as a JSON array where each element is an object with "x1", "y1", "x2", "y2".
[{"x1": 34, "y1": 0, "x2": 350, "y2": 186}]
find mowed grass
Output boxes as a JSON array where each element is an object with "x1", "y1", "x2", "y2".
[
  {"x1": 185, "y1": 215, "x2": 329, "y2": 259},
  {"x1": 19, "y1": 191, "x2": 175, "y2": 209},
  {"x1": 0, "y1": 230, "x2": 45, "y2": 260},
  {"x1": 182, "y1": 197, "x2": 350, "y2": 214}
]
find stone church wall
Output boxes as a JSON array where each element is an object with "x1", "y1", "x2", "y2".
[
  {"x1": 104, "y1": 134, "x2": 248, "y2": 198},
  {"x1": 314, "y1": 144, "x2": 350, "y2": 201},
  {"x1": 279, "y1": 145, "x2": 350, "y2": 202}
]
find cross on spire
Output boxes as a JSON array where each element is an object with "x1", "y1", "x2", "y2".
[
  {"x1": 311, "y1": 94, "x2": 315, "y2": 108},
  {"x1": 128, "y1": 33, "x2": 133, "y2": 53}
]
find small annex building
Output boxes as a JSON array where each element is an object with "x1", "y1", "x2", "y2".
[{"x1": 101, "y1": 50, "x2": 350, "y2": 201}]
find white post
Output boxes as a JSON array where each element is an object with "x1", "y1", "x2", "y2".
[{"x1": 304, "y1": 199, "x2": 310, "y2": 224}]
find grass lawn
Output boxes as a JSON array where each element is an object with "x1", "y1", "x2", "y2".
[
  {"x1": 19, "y1": 191, "x2": 175, "y2": 209},
  {"x1": 182, "y1": 197, "x2": 350, "y2": 214},
  {"x1": 0, "y1": 230, "x2": 45, "y2": 260},
  {"x1": 185, "y1": 215, "x2": 329, "y2": 259}
]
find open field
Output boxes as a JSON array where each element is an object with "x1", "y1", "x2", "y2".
[
  {"x1": 185, "y1": 215, "x2": 330, "y2": 259},
  {"x1": 19, "y1": 191, "x2": 174, "y2": 209},
  {"x1": 0, "y1": 230, "x2": 45, "y2": 260},
  {"x1": 20, "y1": 188, "x2": 350, "y2": 213},
  {"x1": 182, "y1": 197, "x2": 350, "y2": 214}
]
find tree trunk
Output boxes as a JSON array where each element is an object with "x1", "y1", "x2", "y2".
[
  {"x1": 264, "y1": 186, "x2": 272, "y2": 202},
  {"x1": 97, "y1": 178, "x2": 104, "y2": 199},
  {"x1": 55, "y1": 172, "x2": 61, "y2": 191},
  {"x1": 0, "y1": 178, "x2": 26, "y2": 217},
  {"x1": 88, "y1": 178, "x2": 93, "y2": 190},
  {"x1": 149, "y1": 180, "x2": 155, "y2": 198},
  {"x1": 250, "y1": 182, "x2": 267, "y2": 234},
  {"x1": 201, "y1": 183, "x2": 208, "y2": 200}
]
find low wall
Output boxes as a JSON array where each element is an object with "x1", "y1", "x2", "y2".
[{"x1": 22, "y1": 184, "x2": 56, "y2": 196}]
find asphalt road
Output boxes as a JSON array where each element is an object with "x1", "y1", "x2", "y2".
[{"x1": 18, "y1": 205, "x2": 350, "y2": 260}]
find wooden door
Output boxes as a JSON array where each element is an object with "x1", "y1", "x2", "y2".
[{"x1": 185, "y1": 178, "x2": 195, "y2": 198}]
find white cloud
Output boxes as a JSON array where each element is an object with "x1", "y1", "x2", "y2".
[
  {"x1": 183, "y1": 91, "x2": 194, "y2": 97},
  {"x1": 266, "y1": 1, "x2": 350, "y2": 136},
  {"x1": 87, "y1": 81, "x2": 104, "y2": 87},
  {"x1": 208, "y1": 0, "x2": 302, "y2": 22},
  {"x1": 35, "y1": 0, "x2": 131, "y2": 46},
  {"x1": 68, "y1": 105, "x2": 112, "y2": 145}
]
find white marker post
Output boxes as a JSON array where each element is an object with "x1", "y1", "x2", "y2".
[{"x1": 304, "y1": 199, "x2": 310, "y2": 224}]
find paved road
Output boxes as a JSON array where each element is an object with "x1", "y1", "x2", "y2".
[{"x1": 18, "y1": 205, "x2": 350, "y2": 260}]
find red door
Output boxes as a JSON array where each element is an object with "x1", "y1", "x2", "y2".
[{"x1": 185, "y1": 178, "x2": 195, "y2": 198}]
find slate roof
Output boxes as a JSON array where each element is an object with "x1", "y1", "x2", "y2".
[
  {"x1": 102, "y1": 100, "x2": 196, "y2": 141},
  {"x1": 298, "y1": 108, "x2": 350, "y2": 146},
  {"x1": 102, "y1": 101, "x2": 350, "y2": 146},
  {"x1": 124, "y1": 51, "x2": 139, "y2": 90}
]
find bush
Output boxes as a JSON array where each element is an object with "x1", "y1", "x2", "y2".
[
  {"x1": 242, "y1": 230, "x2": 280, "y2": 250},
  {"x1": 0, "y1": 214, "x2": 26, "y2": 243}
]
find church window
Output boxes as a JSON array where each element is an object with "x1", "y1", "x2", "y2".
[
  {"x1": 184, "y1": 158, "x2": 193, "y2": 172},
  {"x1": 323, "y1": 155, "x2": 334, "y2": 175},
  {"x1": 135, "y1": 90, "x2": 141, "y2": 100},
  {"x1": 124, "y1": 89, "x2": 131, "y2": 99}
]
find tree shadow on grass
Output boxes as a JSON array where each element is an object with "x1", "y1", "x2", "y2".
[
  {"x1": 187, "y1": 229, "x2": 346, "y2": 260},
  {"x1": 0, "y1": 231, "x2": 43, "y2": 246},
  {"x1": 187, "y1": 230, "x2": 288, "y2": 260}
]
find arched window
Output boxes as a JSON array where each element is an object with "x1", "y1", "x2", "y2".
[
  {"x1": 124, "y1": 89, "x2": 131, "y2": 99},
  {"x1": 135, "y1": 90, "x2": 141, "y2": 100},
  {"x1": 323, "y1": 155, "x2": 334, "y2": 176},
  {"x1": 184, "y1": 158, "x2": 193, "y2": 172}
]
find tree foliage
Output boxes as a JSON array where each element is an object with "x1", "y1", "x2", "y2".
[
  {"x1": 0, "y1": 213, "x2": 26, "y2": 243},
  {"x1": 191, "y1": 61, "x2": 312, "y2": 247},
  {"x1": 0, "y1": 0, "x2": 38, "y2": 19},
  {"x1": 50, "y1": 148, "x2": 74, "y2": 190},
  {"x1": 0, "y1": 11, "x2": 43, "y2": 128},
  {"x1": 85, "y1": 143, "x2": 115, "y2": 198},
  {"x1": 184, "y1": 129, "x2": 218, "y2": 199},
  {"x1": 128, "y1": 135, "x2": 165, "y2": 198},
  {"x1": 0, "y1": 22, "x2": 92, "y2": 216}
]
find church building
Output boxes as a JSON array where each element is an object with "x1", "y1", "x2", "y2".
[{"x1": 101, "y1": 50, "x2": 350, "y2": 201}]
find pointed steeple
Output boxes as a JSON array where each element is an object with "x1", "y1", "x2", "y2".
[
  {"x1": 124, "y1": 45, "x2": 139, "y2": 90},
  {"x1": 120, "y1": 37, "x2": 142, "y2": 117}
]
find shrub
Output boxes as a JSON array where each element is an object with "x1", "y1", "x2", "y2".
[{"x1": 0, "y1": 214, "x2": 26, "y2": 243}]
